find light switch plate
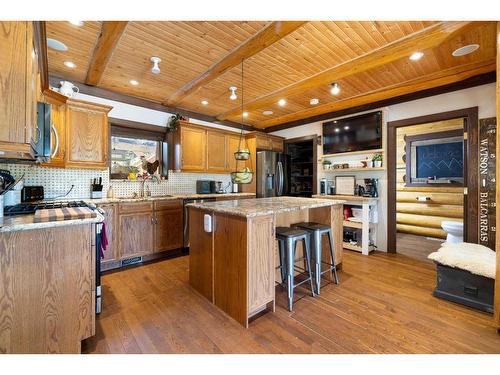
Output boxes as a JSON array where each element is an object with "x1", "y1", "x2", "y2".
[{"x1": 204, "y1": 214, "x2": 212, "y2": 232}]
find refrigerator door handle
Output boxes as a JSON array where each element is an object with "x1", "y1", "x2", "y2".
[{"x1": 277, "y1": 161, "x2": 284, "y2": 196}]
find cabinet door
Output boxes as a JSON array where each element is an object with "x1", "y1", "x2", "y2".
[
  {"x1": 181, "y1": 126, "x2": 206, "y2": 171},
  {"x1": 155, "y1": 207, "x2": 184, "y2": 252},
  {"x1": 255, "y1": 135, "x2": 272, "y2": 150},
  {"x1": 119, "y1": 212, "x2": 154, "y2": 259},
  {"x1": 25, "y1": 22, "x2": 38, "y2": 147},
  {"x1": 65, "y1": 100, "x2": 109, "y2": 169},
  {"x1": 207, "y1": 130, "x2": 227, "y2": 173},
  {"x1": 100, "y1": 204, "x2": 118, "y2": 264},
  {"x1": 271, "y1": 138, "x2": 283, "y2": 152},
  {"x1": 226, "y1": 134, "x2": 242, "y2": 172},
  {"x1": 42, "y1": 104, "x2": 66, "y2": 167},
  {"x1": 0, "y1": 22, "x2": 27, "y2": 145}
]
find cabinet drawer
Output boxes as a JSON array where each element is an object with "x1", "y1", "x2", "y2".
[
  {"x1": 154, "y1": 199, "x2": 182, "y2": 211},
  {"x1": 119, "y1": 202, "x2": 154, "y2": 214}
]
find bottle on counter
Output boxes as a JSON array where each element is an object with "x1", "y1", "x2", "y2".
[{"x1": 107, "y1": 185, "x2": 115, "y2": 198}]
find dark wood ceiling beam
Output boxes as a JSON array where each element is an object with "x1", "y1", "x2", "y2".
[
  {"x1": 263, "y1": 70, "x2": 496, "y2": 133},
  {"x1": 85, "y1": 21, "x2": 128, "y2": 86},
  {"x1": 164, "y1": 21, "x2": 307, "y2": 106},
  {"x1": 49, "y1": 75, "x2": 254, "y2": 131},
  {"x1": 217, "y1": 21, "x2": 480, "y2": 121}
]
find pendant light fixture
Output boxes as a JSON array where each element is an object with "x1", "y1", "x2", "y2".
[{"x1": 231, "y1": 59, "x2": 253, "y2": 185}]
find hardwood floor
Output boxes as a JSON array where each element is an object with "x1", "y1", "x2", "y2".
[
  {"x1": 396, "y1": 232, "x2": 443, "y2": 263},
  {"x1": 82, "y1": 251, "x2": 500, "y2": 354}
]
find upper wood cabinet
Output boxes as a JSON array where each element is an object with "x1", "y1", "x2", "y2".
[
  {"x1": 226, "y1": 134, "x2": 242, "y2": 172},
  {"x1": 65, "y1": 99, "x2": 112, "y2": 169},
  {"x1": 0, "y1": 21, "x2": 39, "y2": 159},
  {"x1": 207, "y1": 130, "x2": 227, "y2": 172},
  {"x1": 179, "y1": 125, "x2": 207, "y2": 171}
]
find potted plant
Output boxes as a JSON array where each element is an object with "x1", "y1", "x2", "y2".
[
  {"x1": 166, "y1": 113, "x2": 187, "y2": 132},
  {"x1": 322, "y1": 160, "x2": 332, "y2": 170},
  {"x1": 372, "y1": 153, "x2": 383, "y2": 168}
]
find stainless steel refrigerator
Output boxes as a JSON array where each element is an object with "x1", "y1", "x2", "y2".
[{"x1": 256, "y1": 151, "x2": 291, "y2": 198}]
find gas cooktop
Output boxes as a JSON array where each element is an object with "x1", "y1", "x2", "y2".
[{"x1": 3, "y1": 201, "x2": 91, "y2": 217}]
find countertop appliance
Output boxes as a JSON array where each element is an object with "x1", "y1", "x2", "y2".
[
  {"x1": 21, "y1": 186, "x2": 44, "y2": 202},
  {"x1": 320, "y1": 178, "x2": 327, "y2": 195},
  {"x1": 183, "y1": 198, "x2": 216, "y2": 248},
  {"x1": 211, "y1": 181, "x2": 224, "y2": 194},
  {"x1": 256, "y1": 150, "x2": 291, "y2": 198},
  {"x1": 196, "y1": 180, "x2": 212, "y2": 194},
  {"x1": 363, "y1": 178, "x2": 378, "y2": 197}
]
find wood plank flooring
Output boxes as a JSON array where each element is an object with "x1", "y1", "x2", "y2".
[
  {"x1": 396, "y1": 232, "x2": 443, "y2": 263},
  {"x1": 82, "y1": 251, "x2": 500, "y2": 354}
]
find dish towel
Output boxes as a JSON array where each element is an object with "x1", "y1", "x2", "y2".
[{"x1": 100, "y1": 221, "x2": 109, "y2": 259}]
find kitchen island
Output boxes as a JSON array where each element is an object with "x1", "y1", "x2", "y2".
[{"x1": 188, "y1": 196, "x2": 344, "y2": 327}]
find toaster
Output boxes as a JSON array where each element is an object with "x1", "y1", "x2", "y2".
[{"x1": 22, "y1": 186, "x2": 44, "y2": 202}]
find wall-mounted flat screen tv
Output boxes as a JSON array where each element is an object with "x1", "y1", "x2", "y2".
[{"x1": 323, "y1": 111, "x2": 382, "y2": 154}]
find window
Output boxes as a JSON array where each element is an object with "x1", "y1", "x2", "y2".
[{"x1": 110, "y1": 136, "x2": 161, "y2": 180}]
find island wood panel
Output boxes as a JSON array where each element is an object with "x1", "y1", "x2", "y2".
[
  {"x1": 189, "y1": 208, "x2": 214, "y2": 302},
  {"x1": 310, "y1": 205, "x2": 344, "y2": 268},
  {"x1": 396, "y1": 119, "x2": 464, "y2": 238},
  {"x1": 213, "y1": 213, "x2": 248, "y2": 327},
  {"x1": 0, "y1": 224, "x2": 94, "y2": 353},
  {"x1": 247, "y1": 214, "x2": 275, "y2": 316},
  {"x1": 207, "y1": 130, "x2": 227, "y2": 172},
  {"x1": 494, "y1": 21, "x2": 500, "y2": 332}
]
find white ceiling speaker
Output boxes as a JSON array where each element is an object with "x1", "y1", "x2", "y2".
[
  {"x1": 229, "y1": 86, "x2": 238, "y2": 100},
  {"x1": 150, "y1": 56, "x2": 161, "y2": 74},
  {"x1": 262, "y1": 110, "x2": 273, "y2": 116},
  {"x1": 452, "y1": 44, "x2": 480, "y2": 57},
  {"x1": 47, "y1": 38, "x2": 68, "y2": 52}
]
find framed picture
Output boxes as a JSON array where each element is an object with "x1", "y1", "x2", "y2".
[{"x1": 335, "y1": 176, "x2": 356, "y2": 195}]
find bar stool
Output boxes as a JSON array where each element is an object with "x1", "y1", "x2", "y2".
[
  {"x1": 293, "y1": 222, "x2": 339, "y2": 294},
  {"x1": 276, "y1": 227, "x2": 316, "y2": 311}
]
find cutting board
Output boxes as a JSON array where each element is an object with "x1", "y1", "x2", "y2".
[{"x1": 34, "y1": 207, "x2": 97, "y2": 223}]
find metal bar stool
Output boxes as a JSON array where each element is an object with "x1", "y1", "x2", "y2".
[
  {"x1": 276, "y1": 227, "x2": 316, "y2": 311},
  {"x1": 293, "y1": 222, "x2": 339, "y2": 294}
]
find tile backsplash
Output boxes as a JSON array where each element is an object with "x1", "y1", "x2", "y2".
[{"x1": 0, "y1": 163, "x2": 232, "y2": 199}]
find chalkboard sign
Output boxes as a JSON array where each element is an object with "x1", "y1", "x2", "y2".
[
  {"x1": 405, "y1": 129, "x2": 464, "y2": 186},
  {"x1": 415, "y1": 141, "x2": 464, "y2": 178}
]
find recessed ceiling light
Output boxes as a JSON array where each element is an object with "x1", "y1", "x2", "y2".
[
  {"x1": 64, "y1": 61, "x2": 76, "y2": 68},
  {"x1": 68, "y1": 21, "x2": 84, "y2": 27},
  {"x1": 409, "y1": 51, "x2": 424, "y2": 61},
  {"x1": 334, "y1": 128, "x2": 340, "y2": 133},
  {"x1": 310, "y1": 98, "x2": 319, "y2": 105},
  {"x1": 278, "y1": 98, "x2": 286, "y2": 107},
  {"x1": 47, "y1": 38, "x2": 68, "y2": 51},
  {"x1": 263, "y1": 110, "x2": 273, "y2": 116},
  {"x1": 344, "y1": 126, "x2": 350, "y2": 130},
  {"x1": 201, "y1": 100, "x2": 208, "y2": 105},
  {"x1": 129, "y1": 79, "x2": 139, "y2": 86},
  {"x1": 452, "y1": 44, "x2": 480, "y2": 57},
  {"x1": 330, "y1": 82, "x2": 340, "y2": 95},
  {"x1": 229, "y1": 86, "x2": 238, "y2": 100},
  {"x1": 242, "y1": 112, "x2": 249, "y2": 117}
]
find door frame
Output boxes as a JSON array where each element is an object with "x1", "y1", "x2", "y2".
[
  {"x1": 284, "y1": 135, "x2": 319, "y2": 195},
  {"x1": 386, "y1": 107, "x2": 479, "y2": 253}
]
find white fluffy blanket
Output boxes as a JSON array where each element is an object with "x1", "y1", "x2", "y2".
[{"x1": 428, "y1": 242, "x2": 496, "y2": 279}]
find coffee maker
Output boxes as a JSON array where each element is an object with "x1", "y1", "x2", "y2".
[{"x1": 363, "y1": 178, "x2": 378, "y2": 197}]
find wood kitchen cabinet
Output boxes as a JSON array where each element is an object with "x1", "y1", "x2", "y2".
[
  {"x1": 0, "y1": 21, "x2": 39, "y2": 160},
  {"x1": 207, "y1": 130, "x2": 227, "y2": 172},
  {"x1": 179, "y1": 125, "x2": 207, "y2": 171},
  {"x1": 226, "y1": 134, "x2": 242, "y2": 172},
  {"x1": 119, "y1": 211, "x2": 154, "y2": 259},
  {"x1": 65, "y1": 99, "x2": 112, "y2": 169},
  {"x1": 154, "y1": 199, "x2": 183, "y2": 252}
]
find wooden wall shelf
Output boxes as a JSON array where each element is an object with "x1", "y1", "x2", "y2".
[
  {"x1": 323, "y1": 167, "x2": 385, "y2": 172},
  {"x1": 321, "y1": 149, "x2": 384, "y2": 158}
]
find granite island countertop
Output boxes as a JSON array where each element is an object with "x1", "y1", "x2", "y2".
[{"x1": 188, "y1": 196, "x2": 345, "y2": 218}]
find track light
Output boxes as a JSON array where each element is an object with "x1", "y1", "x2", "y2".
[
  {"x1": 229, "y1": 86, "x2": 237, "y2": 100},
  {"x1": 150, "y1": 56, "x2": 161, "y2": 75},
  {"x1": 330, "y1": 82, "x2": 340, "y2": 95}
]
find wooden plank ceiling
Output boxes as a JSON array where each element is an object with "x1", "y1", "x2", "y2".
[{"x1": 47, "y1": 21, "x2": 497, "y2": 129}]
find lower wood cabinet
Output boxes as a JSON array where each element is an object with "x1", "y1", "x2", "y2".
[
  {"x1": 119, "y1": 211, "x2": 154, "y2": 259},
  {"x1": 102, "y1": 199, "x2": 184, "y2": 268}
]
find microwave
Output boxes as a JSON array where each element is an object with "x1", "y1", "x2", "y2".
[{"x1": 34, "y1": 102, "x2": 52, "y2": 162}]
